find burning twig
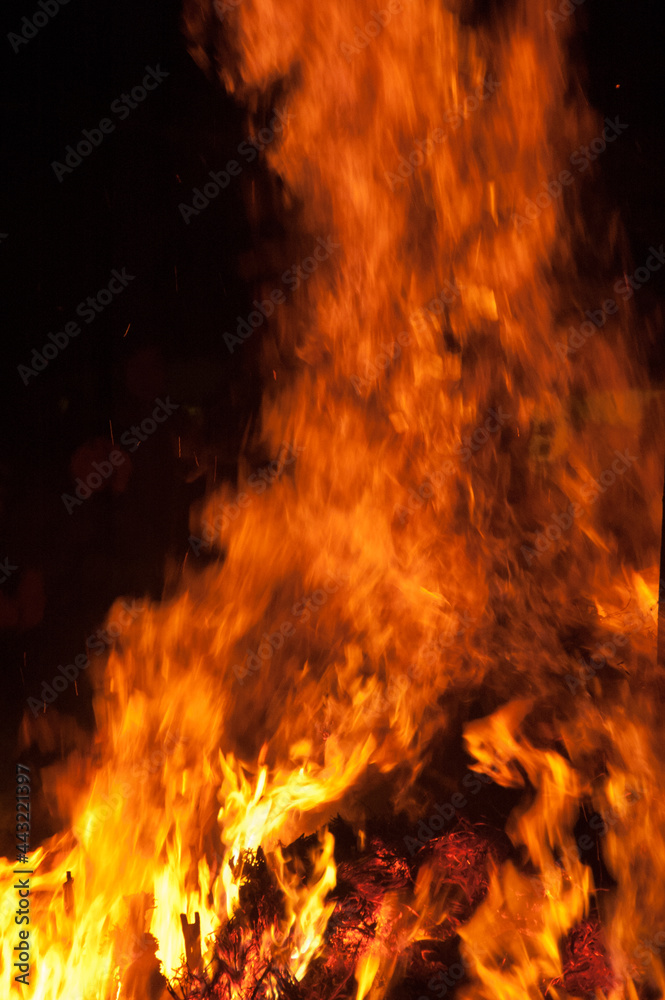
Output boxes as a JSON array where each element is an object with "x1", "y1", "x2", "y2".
[
  {"x1": 180, "y1": 912, "x2": 202, "y2": 973},
  {"x1": 63, "y1": 870, "x2": 75, "y2": 918}
]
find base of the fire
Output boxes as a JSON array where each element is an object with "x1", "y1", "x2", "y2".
[{"x1": 105, "y1": 816, "x2": 625, "y2": 1000}]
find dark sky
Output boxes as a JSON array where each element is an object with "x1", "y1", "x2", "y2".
[{"x1": 0, "y1": 0, "x2": 663, "y2": 849}]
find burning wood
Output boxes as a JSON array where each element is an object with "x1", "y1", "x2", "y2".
[
  {"x1": 558, "y1": 920, "x2": 616, "y2": 999},
  {"x1": 180, "y1": 913, "x2": 202, "y2": 975},
  {"x1": 160, "y1": 821, "x2": 620, "y2": 1000}
]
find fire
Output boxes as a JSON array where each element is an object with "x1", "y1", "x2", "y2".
[{"x1": 2, "y1": 0, "x2": 664, "y2": 998}]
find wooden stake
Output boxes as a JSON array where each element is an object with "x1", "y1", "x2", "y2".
[
  {"x1": 180, "y1": 912, "x2": 202, "y2": 972},
  {"x1": 63, "y1": 871, "x2": 74, "y2": 918}
]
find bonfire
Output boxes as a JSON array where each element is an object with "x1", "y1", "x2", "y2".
[{"x1": 2, "y1": 1, "x2": 664, "y2": 999}]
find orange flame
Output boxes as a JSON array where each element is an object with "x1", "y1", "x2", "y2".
[{"x1": 2, "y1": 0, "x2": 664, "y2": 998}]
